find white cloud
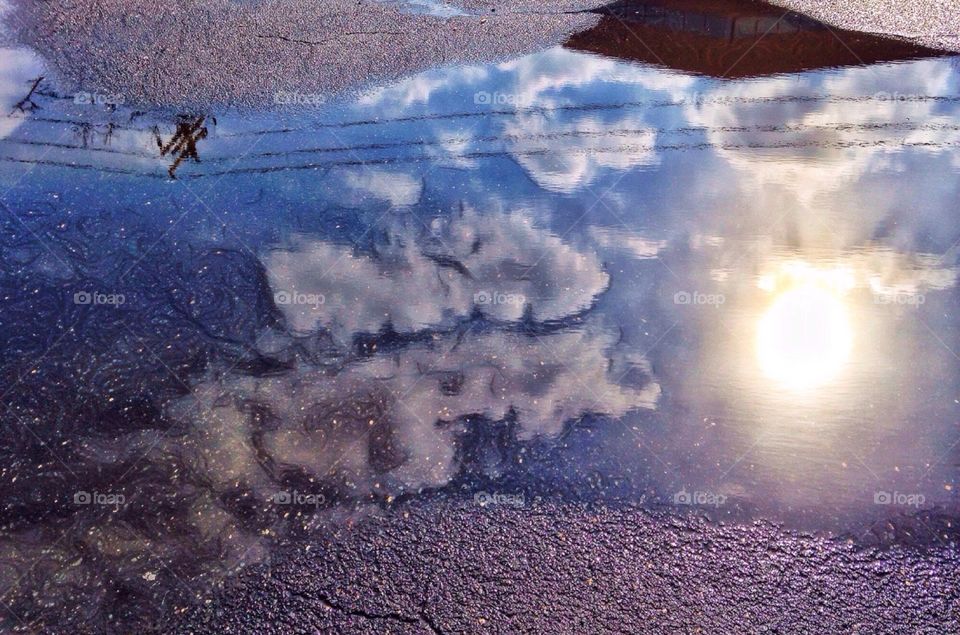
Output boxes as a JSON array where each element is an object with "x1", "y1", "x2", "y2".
[
  {"x1": 684, "y1": 60, "x2": 960, "y2": 204},
  {"x1": 504, "y1": 113, "x2": 659, "y2": 193},
  {"x1": 589, "y1": 225, "x2": 666, "y2": 259},
  {"x1": 337, "y1": 167, "x2": 424, "y2": 207},
  {"x1": 170, "y1": 323, "x2": 660, "y2": 496},
  {"x1": 264, "y1": 207, "x2": 610, "y2": 341}
]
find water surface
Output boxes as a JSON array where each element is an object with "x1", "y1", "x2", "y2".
[{"x1": 1, "y1": 8, "x2": 960, "y2": 631}]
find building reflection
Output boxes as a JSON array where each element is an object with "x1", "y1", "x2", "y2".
[{"x1": 567, "y1": 0, "x2": 945, "y2": 77}]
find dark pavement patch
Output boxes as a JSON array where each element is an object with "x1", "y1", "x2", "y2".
[{"x1": 176, "y1": 501, "x2": 960, "y2": 634}]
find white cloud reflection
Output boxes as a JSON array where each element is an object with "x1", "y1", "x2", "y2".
[
  {"x1": 684, "y1": 59, "x2": 960, "y2": 204},
  {"x1": 171, "y1": 323, "x2": 659, "y2": 496},
  {"x1": 265, "y1": 206, "x2": 610, "y2": 341}
]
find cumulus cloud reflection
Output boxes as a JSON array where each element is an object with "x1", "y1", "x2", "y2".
[
  {"x1": 265, "y1": 207, "x2": 610, "y2": 340},
  {"x1": 684, "y1": 59, "x2": 960, "y2": 204},
  {"x1": 171, "y1": 324, "x2": 660, "y2": 499}
]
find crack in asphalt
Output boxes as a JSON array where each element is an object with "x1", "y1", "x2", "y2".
[
  {"x1": 293, "y1": 588, "x2": 444, "y2": 634},
  {"x1": 255, "y1": 31, "x2": 405, "y2": 46}
]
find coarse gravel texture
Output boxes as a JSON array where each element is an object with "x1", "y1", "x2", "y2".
[
  {"x1": 5, "y1": 0, "x2": 958, "y2": 108},
  {"x1": 2, "y1": 0, "x2": 600, "y2": 108},
  {"x1": 769, "y1": 0, "x2": 960, "y2": 52},
  {"x1": 175, "y1": 501, "x2": 960, "y2": 634}
]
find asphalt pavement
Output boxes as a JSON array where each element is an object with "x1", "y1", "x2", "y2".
[
  {"x1": 176, "y1": 501, "x2": 960, "y2": 634},
  {"x1": 770, "y1": 0, "x2": 960, "y2": 51}
]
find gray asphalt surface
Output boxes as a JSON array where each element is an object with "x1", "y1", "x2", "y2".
[
  {"x1": 770, "y1": 0, "x2": 960, "y2": 51},
  {"x1": 3, "y1": 0, "x2": 600, "y2": 107},
  {"x1": 176, "y1": 501, "x2": 960, "y2": 634},
  {"x1": 6, "y1": 0, "x2": 958, "y2": 108}
]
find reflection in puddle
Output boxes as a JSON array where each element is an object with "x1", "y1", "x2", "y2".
[
  {"x1": 172, "y1": 323, "x2": 658, "y2": 500},
  {"x1": 755, "y1": 267, "x2": 854, "y2": 391},
  {"x1": 371, "y1": 0, "x2": 466, "y2": 16},
  {"x1": 0, "y1": 11, "x2": 959, "y2": 632},
  {"x1": 654, "y1": 241, "x2": 959, "y2": 529},
  {"x1": 568, "y1": 0, "x2": 946, "y2": 77},
  {"x1": 9, "y1": 76, "x2": 43, "y2": 114},
  {"x1": 155, "y1": 115, "x2": 213, "y2": 178},
  {"x1": 265, "y1": 207, "x2": 610, "y2": 340}
]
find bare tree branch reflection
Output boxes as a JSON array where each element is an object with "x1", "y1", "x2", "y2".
[
  {"x1": 11, "y1": 76, "x2": 44, "y2": 114},
  {"x1": 154, "y1": 115, "x2": 214, "y2": 178}
]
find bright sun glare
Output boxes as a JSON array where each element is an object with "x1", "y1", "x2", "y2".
[{"x1": 756, "y1": 270, "x2": 854, "y2": 391}]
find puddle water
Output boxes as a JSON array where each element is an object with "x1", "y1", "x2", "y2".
[
  {"x1": 1, "y1": 0, "x2": 960, "y2": 630},
  {"x1": 570, "y1": 0, "x2": 946, "y2": 76},
  {"x1": 371, "y1": 0, "x2": 467, "y2": 16}
]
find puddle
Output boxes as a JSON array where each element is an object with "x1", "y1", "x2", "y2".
[
  {"x1": 371, "y1": 0, "x2": 467, "y2": 16},
  {"x1": 569, "y1": 0, "x2": 948, "y2": 77},
  {"x1": 0, "y1": 0, "x2": 959, "y2": 631}
]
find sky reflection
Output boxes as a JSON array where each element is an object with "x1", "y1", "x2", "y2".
[
  {"x1": 1, "y1": 45, "x2": 959, "y2": 525},
  {"x1": 1, "y1": 34, "x2": 960, "y2": 631}
]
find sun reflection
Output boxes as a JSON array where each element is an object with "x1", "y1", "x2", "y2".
[{"x1": 756, "y1": 264, "x2": 854, "y2": 391}]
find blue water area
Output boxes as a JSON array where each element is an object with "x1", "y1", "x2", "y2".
[{"x1": 1, "y1": 32, "x2": 959, "y2": 631}]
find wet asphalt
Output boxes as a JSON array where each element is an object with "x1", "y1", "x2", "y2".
[
  {"x1": 3, "y1": 2, "x2": 958, "y2": 632},
  {"x1": 176, "y1": 501, "x2": 960, "y2": 634},
  {"x1": 770, "y1": 0, "x2": 960, "y2": 51},
  {"x1": 3, "y1": 0, "x2": 600, "y2": 107},
  {"x1": 6, "y1": 0, "x2": 958, "y2": 109}
]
